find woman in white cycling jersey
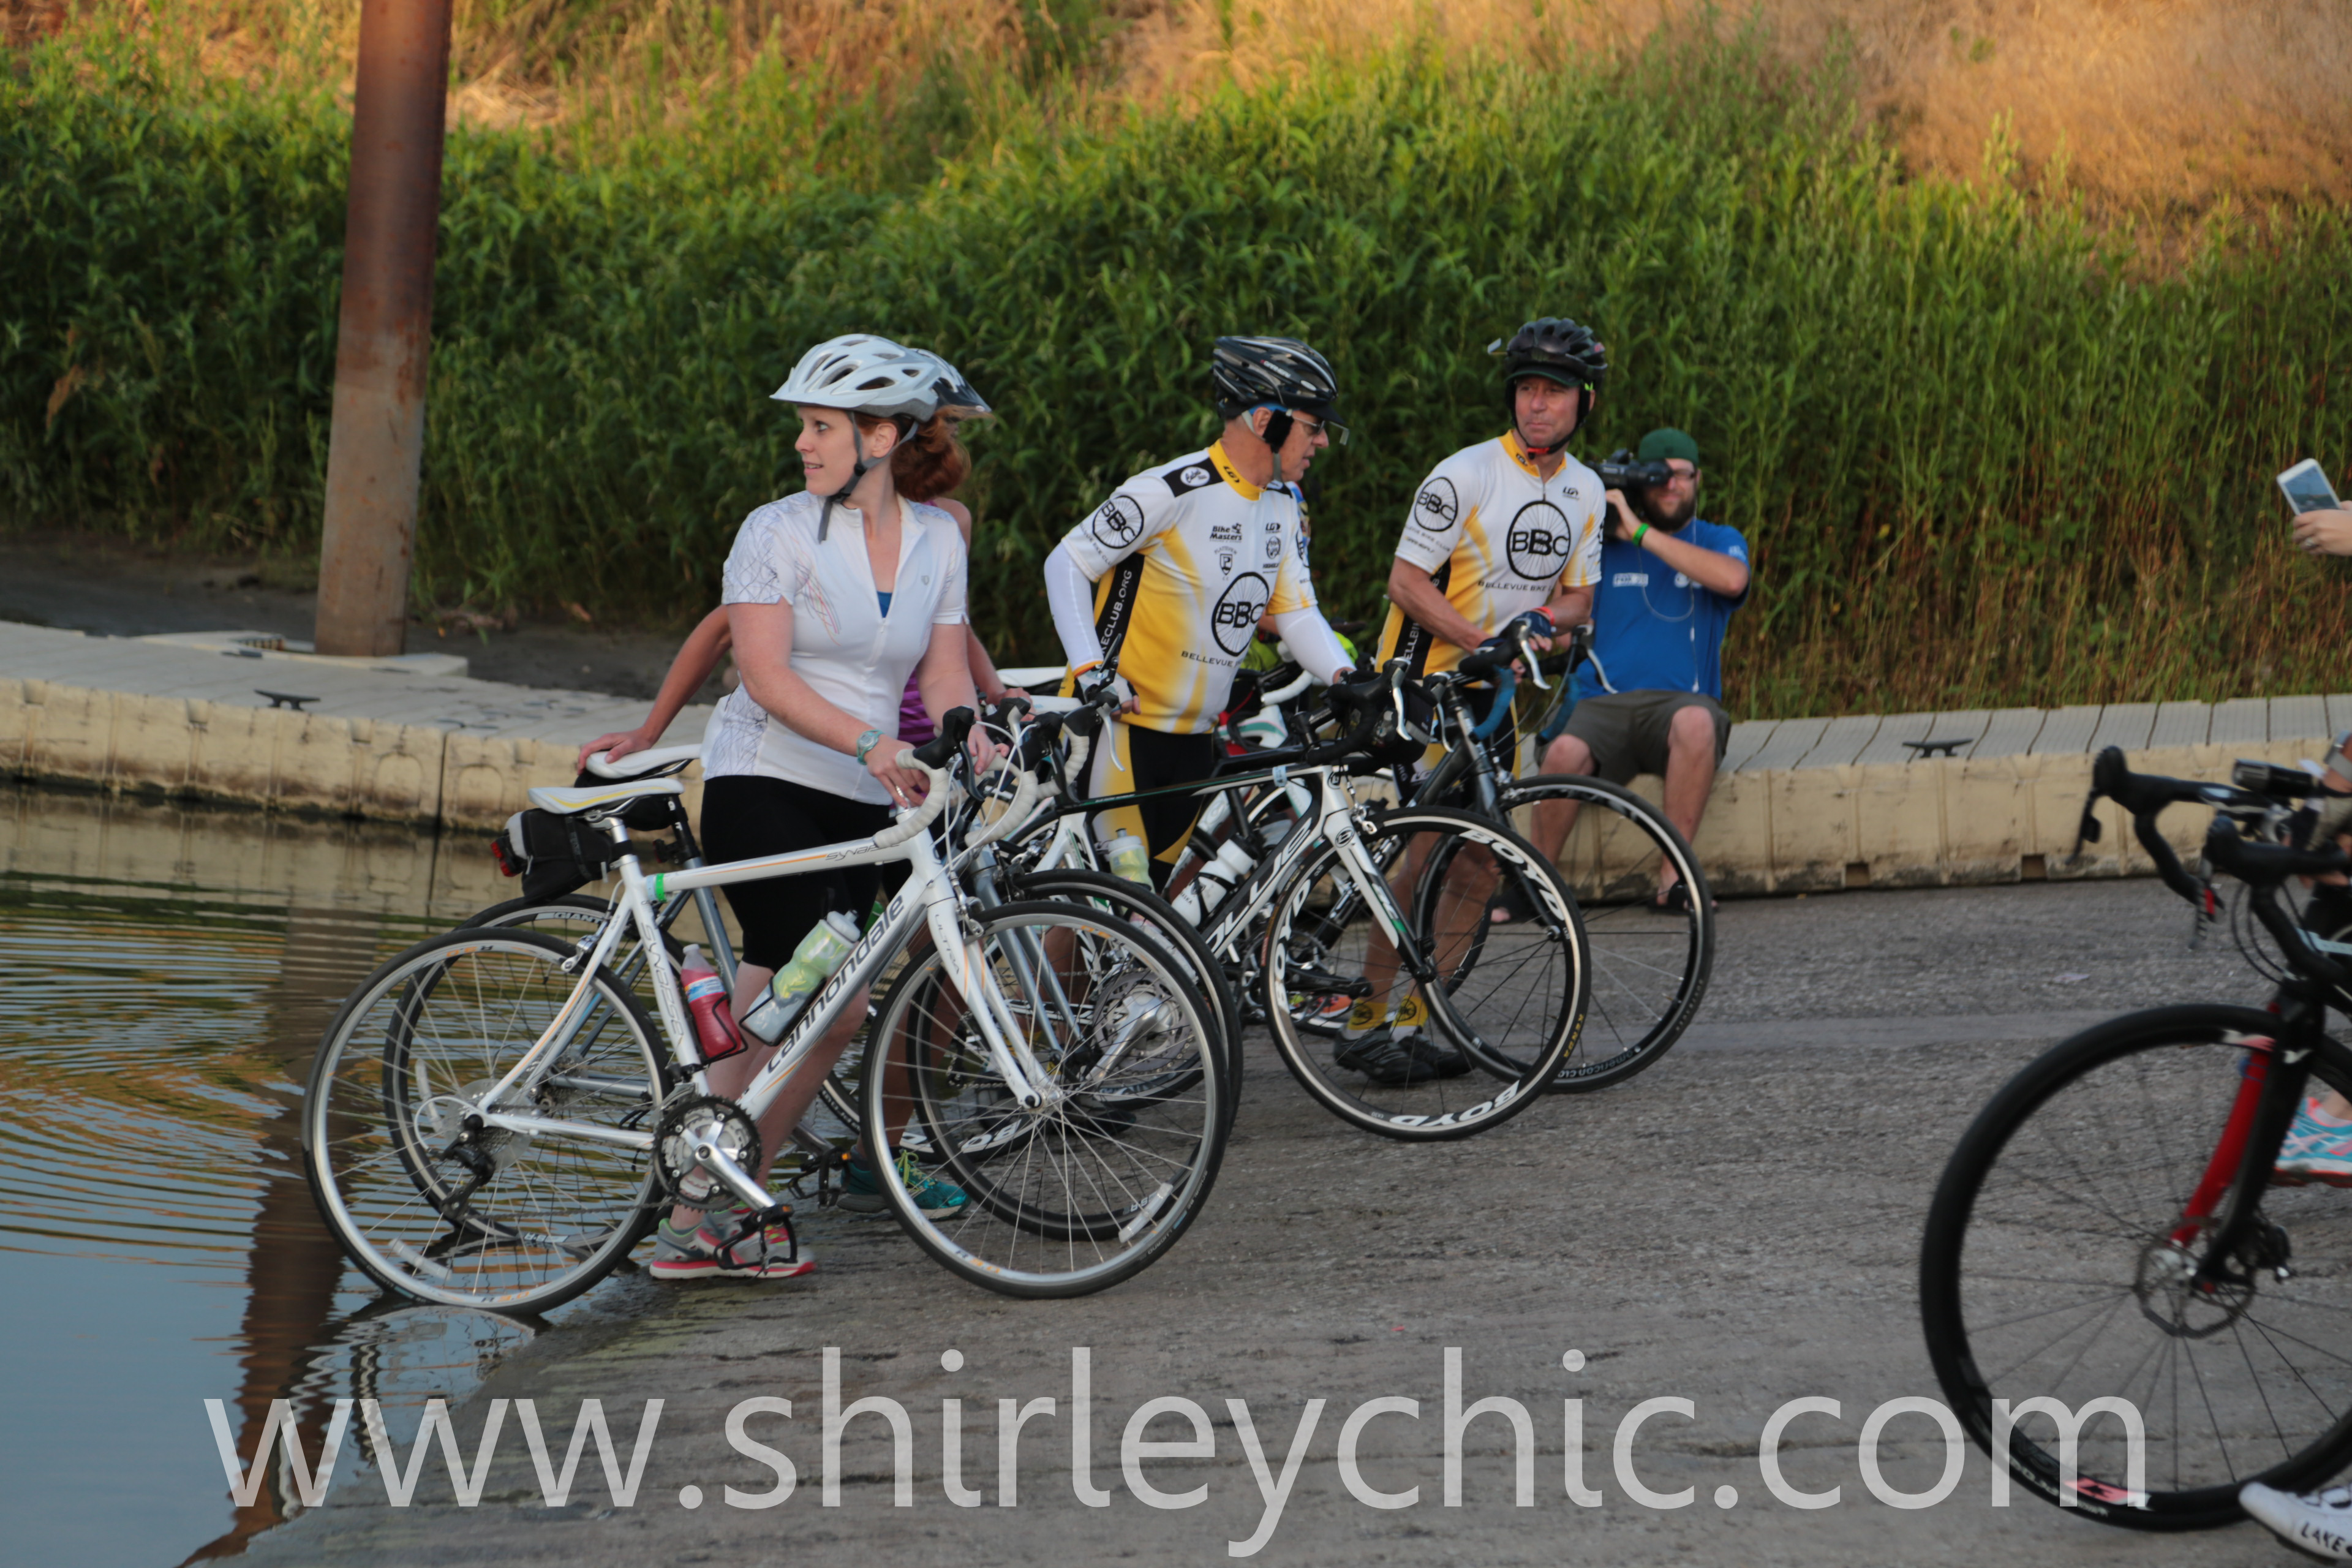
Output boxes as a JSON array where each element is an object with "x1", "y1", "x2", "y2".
[{"x1": 647, "y1": 334, "x2": 990, "y2": 1284}]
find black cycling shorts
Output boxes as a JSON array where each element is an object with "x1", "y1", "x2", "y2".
[
  {"x1": 698, "y1": 775, "x2": 893, "y2": 970},
  {"x1": 1086, "y1": 719, "x2": 1221, "y2": 888}
]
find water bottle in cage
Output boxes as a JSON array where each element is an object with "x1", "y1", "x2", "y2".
[
  {"x1": 680, "y1": 944, "x2": 746, "y2": 1062},
  {"x1": 739, "y1": 911, "x2": 862, "y2": 1044}
]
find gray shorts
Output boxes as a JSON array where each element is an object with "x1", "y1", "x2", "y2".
[{"x1": 1552, "y1": 690, "x2": 1730, "y2": 784}]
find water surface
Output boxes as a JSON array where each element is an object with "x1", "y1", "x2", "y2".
[{"x1": 0, "y1": 786, "x2": 595, "y2": 1566}]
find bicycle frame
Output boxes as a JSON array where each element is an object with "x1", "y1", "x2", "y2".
[
  {"x1": 451, "y1": 801, "x2": 1057, "y2": 1218},
  {"x1": 1022, "y1": 753, "x2": 1454, "y2": 990}
]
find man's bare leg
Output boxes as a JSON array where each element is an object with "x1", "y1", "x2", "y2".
[
  {"x1": 1352, "y1": 832, "x2": 1493, "y2": 1044},
  {"x1": 1527, "y1": 731, "x2": 1596, "y2": 865},
  {"x1": 1656, "y1": 704, "x2": 1720, "y2": 901}
]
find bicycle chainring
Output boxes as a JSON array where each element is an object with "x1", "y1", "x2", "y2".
[{"x1": 652, "y1": 1093, "x2": 763, "y2": 1211}]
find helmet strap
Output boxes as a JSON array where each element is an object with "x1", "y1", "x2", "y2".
[
  {"x1": 1510, "y1": 383, "x2": 1588, "y2": 459},
  {"x1": 818, "y1": 421, "x2": 885, "y2": 541}
]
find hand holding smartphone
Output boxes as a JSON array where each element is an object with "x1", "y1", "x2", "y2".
[
  {"x1": 2279, "y1": 458, "x2": 2342, "y2": 514},
  {"x1": 2280, "y1": 459, "x2": 2352, "y2": 556}
]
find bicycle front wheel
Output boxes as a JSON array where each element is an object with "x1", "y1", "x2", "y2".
[
  {"x1": 1497, "y1": 775, "x2": 1712, "y2": 1091},
  {"x1": 1920, "y1": 1005, "x2": 2352, "y2": 1529},
  {"x1": 1002, "y1": 866, "x2": 1245, "y2": 1114},
  {"x1": 303, "y1": 929, "x2": 669, "y2": 1314},
  {"x1": 864, "y1": 902, "x2": 1229, "y2": 1297},
  {"x1": 1264, "y1": 808, "x2": 1586, "y2": 1140}
]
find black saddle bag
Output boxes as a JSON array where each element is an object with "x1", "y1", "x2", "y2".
[{"x1": 491, "y1": 808, "x2": 617, "y2": 900}]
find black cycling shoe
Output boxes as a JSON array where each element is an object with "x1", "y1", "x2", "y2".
[
  {"x1": 1401, "y1": 1032, "x2": 1471, "y2": 1078},
  {"x1": 1332, "y1": 1028, "x2": 1434, "y2": 1086}
]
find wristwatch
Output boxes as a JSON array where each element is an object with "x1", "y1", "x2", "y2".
[{"x1": 854, "y1": 728, "x2": 886, "y2": 764}]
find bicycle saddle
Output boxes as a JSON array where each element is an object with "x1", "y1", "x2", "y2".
[{"x1": 527, "y1": 777, "x2": 684, "y2": 816}]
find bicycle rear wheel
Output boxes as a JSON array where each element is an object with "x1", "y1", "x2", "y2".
[
  {"x1": 303, "y1": 929, "x2": 668, "y2": 1314},
  {"x1": 865, "y1": 902, "x2": 1229, "y2": 1297},
  {"x1": 1498, "y1": 775, "x2": 1712, "y2": 1091},
  {"x1": 1264, "y1": 808, "x2": 1586, "y2": 1140},
  {"x1": 1920, "y1": 1005, "x2": 2352, "y2": 1529}
]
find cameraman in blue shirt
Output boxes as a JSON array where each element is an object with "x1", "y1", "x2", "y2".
[{"x1": 1516, "y1": 427, "x2": 1750, "y2": 911}]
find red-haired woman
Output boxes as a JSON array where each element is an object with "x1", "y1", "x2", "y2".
[{"x1": 615, "y1": 336, "x2": 995, "y2": 1283}]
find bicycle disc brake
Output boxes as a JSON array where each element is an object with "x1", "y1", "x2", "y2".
[{"x1": 653, "y1": 1093, "x2": 763, "y2": 1211}]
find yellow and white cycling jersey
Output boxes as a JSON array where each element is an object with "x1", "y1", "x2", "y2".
[
  {"x1": 1056, "y1": 441, "x2": 1318, "y2": 734},
  {"x1": 1376, "y1": 429, "x2": 1604, "y2": 676}
]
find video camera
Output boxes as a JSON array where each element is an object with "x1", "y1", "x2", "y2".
[{"x1": 1591, "y1": 449, "x2": 1673, "y2": 493}]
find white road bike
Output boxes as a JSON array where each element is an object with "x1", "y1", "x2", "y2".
[
  {"x1": 995, "y1": 673, "x2": 1593, "y2": 1140},
  {"x1": 301, "y1": 716, "x2": 1229, "y2": 1308}
]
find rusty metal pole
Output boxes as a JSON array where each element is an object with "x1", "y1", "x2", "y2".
[{"x1": 314, "y1": 0, "x2": 453, "y2": 657}]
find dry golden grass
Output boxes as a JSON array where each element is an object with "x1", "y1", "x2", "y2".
[
  {"x1": 15, "y1": 0, "x2": 2351, "y2": 214},
  {"x1": 1116, "y1": 0, "x2": 2352, "y2": 214}
]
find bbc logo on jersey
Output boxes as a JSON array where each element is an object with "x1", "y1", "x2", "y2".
[{"x1": 1506, "y1": 500, "x2": 1575, "y2": 581}]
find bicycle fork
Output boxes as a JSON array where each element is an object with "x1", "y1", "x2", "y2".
[{"x1": 2171, "y1": 1011, "x2": 2319, "y2": 1294}]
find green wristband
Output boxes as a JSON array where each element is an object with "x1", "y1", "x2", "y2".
[{"x1": 1632, "y1": 522, "x2": 1650, "y2": 547}]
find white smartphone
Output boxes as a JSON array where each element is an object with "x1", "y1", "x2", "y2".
[{"x1": 2278, "y1": 458, "x2": 2342, "y2": 514}]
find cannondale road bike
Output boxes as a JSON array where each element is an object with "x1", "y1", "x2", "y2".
[{"x1": 303, "y1": 714, "x2": 1229, "y2": 1308}]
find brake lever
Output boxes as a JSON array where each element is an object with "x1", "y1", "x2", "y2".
[{"x1": 1517, "y1": 623, "x2": 1551, "y2": 691}]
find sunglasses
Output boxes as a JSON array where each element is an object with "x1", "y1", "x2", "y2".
[{"x1": 1287, "y1": 412, "x2": 1350, "y2": 447}]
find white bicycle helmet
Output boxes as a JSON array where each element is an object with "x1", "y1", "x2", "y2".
[
  {"x1": 771, "y1": 334, "x2": 945, "y2": 423},
  {"x1": 929, "y1": 355, "x2": 992, "y2": 420}
]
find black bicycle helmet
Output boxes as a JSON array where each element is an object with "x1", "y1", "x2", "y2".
[
  {"x1": 1212, "y1": 336, "x2": 1340, "y2": 420},
  {"x1": 1490, "y1": 317, "x2": 1607, "y2": 447},
  {"x1": 1491, "y1": 317, "x2": 1608, "y2": 389}
]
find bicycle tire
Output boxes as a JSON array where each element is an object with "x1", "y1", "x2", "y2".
[
  {"x1": 1493, "y1": 775, "x2": 1713, "y2": 1091},
  {"x1": 864, "y1": 901, "x2": 1229, "y2": 1297},
  {"x1": 303, "y1": 928, "x2": 669, "y2": 1314},
  {"x1": 1262, "y1": 807, "x2": 1586, "y2": 1140},
  {"x1": 1920, "y1": 1004, "x2": 2352, "y2": 1529}
]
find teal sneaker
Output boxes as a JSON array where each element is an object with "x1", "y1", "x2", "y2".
[
  {"x1": 2275, "y1": 1099, "x2": 2352, "y2": 1187},
  {"x1": 841, "y1": 1150, "x2": 968, "y2": 1218}
]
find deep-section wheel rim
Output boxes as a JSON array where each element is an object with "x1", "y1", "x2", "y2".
[{"x1": 1263, "y1": 810, "x2": 1585, "y2": 1140}]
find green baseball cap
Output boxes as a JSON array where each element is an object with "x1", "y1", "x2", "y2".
[{"x1": 1638, "y1": 428, "x2": 1700, "y2": 467}]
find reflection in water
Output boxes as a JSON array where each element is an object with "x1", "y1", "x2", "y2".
[
  {"x1": 187, "y1": 909, "x2": 408, "y2": 1562},
  {"x1": 0, "y1": 786, "x2": 556, "y2": 1566}
]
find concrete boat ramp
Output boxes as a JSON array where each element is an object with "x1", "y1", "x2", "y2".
[{"x1": 1, "y1": 618, "x2": 2343, "y2": 890}]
